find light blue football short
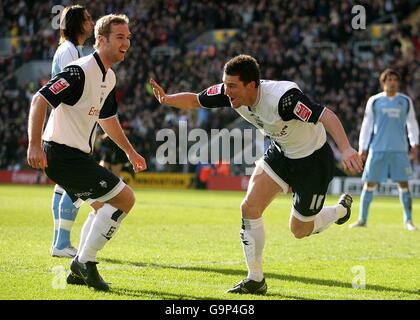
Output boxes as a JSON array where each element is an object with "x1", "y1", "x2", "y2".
[{"x1": 362, "y1": 151, "x2": 413, "y2": 183}]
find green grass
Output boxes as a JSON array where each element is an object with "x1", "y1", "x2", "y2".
[{"x1": 0, "y1": 185, "x2": 419, "y2": 300}]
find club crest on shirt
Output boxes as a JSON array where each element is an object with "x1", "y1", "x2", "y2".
[
  {"x1": 206, "y1": 84, "x2": 223, "y2": 96},
  {"x1": 49, "y1": 78, "x2": 70, "y2": 95},
  {"x1": 293, "y1": 101, "x2": 312, "y2": 121}
]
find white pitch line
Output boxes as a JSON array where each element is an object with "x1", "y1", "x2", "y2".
[{"x1": 100, "y1": 260, "x2": 243, "y2": 271}]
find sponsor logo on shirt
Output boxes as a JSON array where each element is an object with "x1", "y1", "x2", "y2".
[
  {"x1": 88, "y1": 106, "x2": 101, "y2": 116},
  {"x1": 279, "y1": 125, "x2": 288, "y2": 136},
  {"x1": 207, "y1": 84, "x2": 223, "y2": 96},
  {"x1": 293, "y1": 101, "x2": 312, "y2": 121},
  {"x1": 382, "y1": 108, "x2": 401, "y2": 118},
  {"x1": 49, "y1": 78, "x2": 70, "y2": 95}
]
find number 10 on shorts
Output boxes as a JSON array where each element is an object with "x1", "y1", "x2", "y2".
[{"x1": 310, "y1": 194, "x2": 325, "y2": 211}]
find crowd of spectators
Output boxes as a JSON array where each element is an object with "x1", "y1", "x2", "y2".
[{"x1": 0, "y1": 0, "x2": 419, "y2": 174}]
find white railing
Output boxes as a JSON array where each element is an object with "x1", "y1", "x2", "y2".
[{"x1": 330, "y1": 177, "x2": 420, "y2": 197}]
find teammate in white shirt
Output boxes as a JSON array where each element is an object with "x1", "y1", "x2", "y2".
[
  {"x1": 150, "y1": 54, "x2": 363, "y2": 295},
  {"x1": 49, "y1": 5, "x2": 94, "y2": 259},
  {"x1": 27, "y1": 14, "x2": 146, "y2": 291}
]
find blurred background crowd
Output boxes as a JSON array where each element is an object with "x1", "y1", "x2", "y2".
[{"x1": 1, "y1": 0, "x2": 419, "y2": 175}]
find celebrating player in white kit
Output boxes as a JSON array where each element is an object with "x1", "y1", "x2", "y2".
[
  {"x1": 150, "y1": 54, "x2": 363, "y2": 295},
  {"x1": 27, "y1": 14, "x2": 146, "y2": 291}
]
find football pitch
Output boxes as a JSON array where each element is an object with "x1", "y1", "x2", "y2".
[{"x1": 1, "y1": 185, "x2": 419, "y2": 300}]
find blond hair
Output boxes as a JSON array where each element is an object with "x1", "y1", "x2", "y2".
[{"x1": 94, "y1": 14, "x2": 129, "y2": 49}]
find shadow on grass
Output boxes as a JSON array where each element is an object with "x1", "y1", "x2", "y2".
[
  {"x1": 109, "y1": 285, "x2": 308, "y2": 301},
  {"x1": 101, "y1": 257, "x2": 419, "y2": 298},
  {"x1": 110, "y1": 287, "x2": 220, "y2": 300},
  {"x1": 110, "y1": 288, "x2": 308, "y2": 301}
]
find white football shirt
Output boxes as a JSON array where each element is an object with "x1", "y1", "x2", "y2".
[
  {"x1": 39, "y1": 52, "x2": 118, "y2": 154},
  {"x1": 198, "y1": 80, "x2": 326, "y2": 159},
  {"x1": 51, "y1": 40, "x2": 83, "y2": 77}
]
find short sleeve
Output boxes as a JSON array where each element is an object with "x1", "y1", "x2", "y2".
[
  {"x1": 39, "y1": 65, "x2": 85, "y2": 108},
  {"x1": 99, "y1": 88, "x2": 118, "y2": 119},
  {"x1": 198, "y1": 83, "x2": 231, "y2": 109},
  {"x1": 278, "y1": 88, "x2": 325, "y2": 123}
]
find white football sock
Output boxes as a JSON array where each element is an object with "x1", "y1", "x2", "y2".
[
  {"x1": 78, "y1": 204, "x2": 127, "y2": 263},
  {"x1": 312, "y1": 204, "x2": 346, "y2": 234},
  {"x1": 77, "y1": 211, "x2": 95, "y2": 256},
  {"x1": 240, "y1": 217, "x2": 265, "y2": 282}
]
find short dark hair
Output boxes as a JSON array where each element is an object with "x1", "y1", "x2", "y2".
[
  {"x1": 224, "y1": 54, "x2": 260, "y2": 87},
  {"x1": 59, "y1": 5, "x2": 87, "y2": 46},
  {"x1": 379, "y1": 68, "x2": 401, "y2": 84}
]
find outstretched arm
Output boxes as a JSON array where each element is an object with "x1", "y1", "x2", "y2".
[
  {"x1": 319, "y1": 108, "x2": 364, "y2": 174},
  {"x1": 149, "y1": 79, "x2": 200, "y2": 110}
]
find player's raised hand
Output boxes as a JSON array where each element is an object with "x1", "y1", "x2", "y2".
[
  {"x1": 342, "y1": 147, "x2": 363, "y2": 175},
  {"x1": 27, "y1": 145, "x2": 48, "y2": 170},
  {"x1": 150, "y1": 79, "x2": 166, "y2": 104}
]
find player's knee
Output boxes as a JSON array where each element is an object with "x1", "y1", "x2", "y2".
[
  {"x1": 124, "y1": 186, "x2": 136, "y2": 212},
  {"x1": 290, "y1": 226, "x2": 310, "y2": 239},
  {"x1": 110, "y1": 185, "x2": 136, "y2": 213},
  {"x1": 240, "y1": 200, "x2": 261, "y2": 219},
  {"x1": 239, "y1": 200, "x2": 249, "y2": 217},
  {"x1": 292, "y1": 230, "x2": 308, "y2": 239},
  {"x1": 91, "y1": 201, "x2": 104, "y2": 211},
  {"x1": 289, "y1": 218, "x2": 311, "y2": 239}
]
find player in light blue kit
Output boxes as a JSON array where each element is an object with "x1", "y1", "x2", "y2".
[
  {"x1": 351, "y1": 69, "x2": 419, "y2": 231},
  {"x1": 50, "y1": 5, "x2": 94, "y2": 257}
]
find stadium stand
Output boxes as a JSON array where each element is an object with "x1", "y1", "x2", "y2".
[{"x1": 0, "y1": 0, "x2": 419, "y2": 175}]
